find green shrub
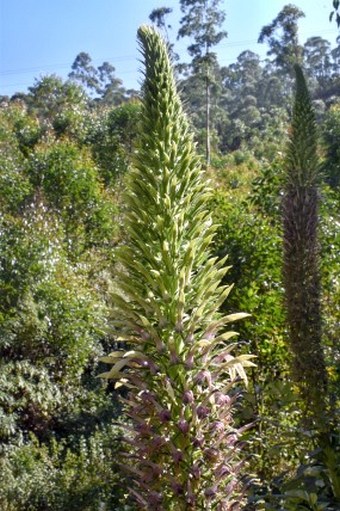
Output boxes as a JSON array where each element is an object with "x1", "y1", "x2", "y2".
[{"x1": 0, "y1": 426, "x2": 131, "y2": 511}]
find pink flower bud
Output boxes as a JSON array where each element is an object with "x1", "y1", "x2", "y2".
[
  {"x1": 178, "y1": 418, "x2": 189, "y2": 434},
  {"x1": 214, "y1": 392, "x2": 231, "y2": 405},
  {"x1": 211, "y1": 420, "x2": 224, "y2": 433},
  {"x1": 195, "y1": 370, "x2": 212, "y2": 386},
  {"x1": 185, "y1": 352, "x2": 194, "y2": 368},
  {"x1": 183, "y1": 390, "x2": 194, "y2": 404},
  {"x1": 216, "y1": 464, "x2": 230, "y2": 478},
  {"x1": 226, "y1": 433, "x2": 238, "y2": 446},
  {"x1": 159, "y1": 409, "x2": 171, "y2": 422},
  {"x1": 191, "y1": 462, "x2": 201, "y2": 479},
  {"x1": 170, "y1": 350, "x2": 179, "y2": 364},
  {"x1": 192, "y1": 435, "x2": 204, "y2": 448},
  {"x1": 171, "y1": 481, "x2": 184, "y2": 495},
  {"x1": 140, "y1": 390, "x2": 155, "y2": 403},
  {"x1": 197, "y1": 405, "x2": 210, "y2": 418}
]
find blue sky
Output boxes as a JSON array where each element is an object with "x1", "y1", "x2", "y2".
[{"x1": 1, "y1": 0, "x2": 338, "y2": 96}]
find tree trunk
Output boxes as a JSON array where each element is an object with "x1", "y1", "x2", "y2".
[{"x1": 206, "y1": 71, "x2": 211, "y2": 165}]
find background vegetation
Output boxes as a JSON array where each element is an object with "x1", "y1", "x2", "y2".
[{"x1": 0, "y1": 2, "x2": 339, "y2": 509}]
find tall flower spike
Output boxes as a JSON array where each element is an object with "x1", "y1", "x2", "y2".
[
  {"x1": 283, "y1": 63, "x2": 328, "y2": 428},
  {"x1": 100, "y1": 25, "x2": 253, "y2": 510}
]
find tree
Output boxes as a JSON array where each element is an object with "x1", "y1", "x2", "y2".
[
  {"x1": 258, "y1": 4, "x2": 305, "y2": 73},
  {"x1": 69, "y1": 53, "x2": 128, "y2": 104},
  {"x1": 303, "y1": 36, "x2": 332, "y2": 91},
  {"x1": 177, "y1": 0, "x2": 227, "y2": 164},
  {"x1": 68, "y1": 52, "x2": 100, "y2": 94},
  {"x1": 100, "y1": 25, "x2": 253, "y2": 510},
  {"x1": 219, "y1": 51, "x2": 263, "y2": 150},
  {"x1": 282, "y1": 64, "x2": 328, "y2": 427},
  {"x1": 27, "y1": 75, "x2": 87, "y2": 119},
  {"x1": 0, "y1": 92, "x2": 125, "y2": 509},
  {"x1": 322, "y1": 103, "x2": 340, "y2": 187},
  {"x1": 149, "y1": 6, "x2": 179, "y2": 61},
  {"x1": 28, "y1": 140, "x2": 116, "y2": 252},
  {"x1": 330, "y1": 0, "x2": 340, "y2": 27},
  {"x1": 89, "y1": 100, "x2": 142, "y2": 185},
  {"x1": 149, "y1": 6, "x2": 173, "y2": 37}
]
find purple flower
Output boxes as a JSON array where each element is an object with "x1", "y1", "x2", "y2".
[
  {"x1": 185, "y1": 352, "x2": 194, "y2": 368},
  {"x1": 153, "y1": 435, "x2": 165, "y2": 448},
  {"x1": 140, "y1": 390, "x2": 156, "y2": 403},
  {"x1": 204, "y1": 485, "x2": 218, "y2": 499},
  {"x1": 192, "y1": 435, "x2": 204, "y2": 448},
  {"x1": 159, "y1": 408, "x2": 171, "y2": 422},
  {"x1": 170, "y1": 350, "x2": 180, "y2": 364},
  {"x1": 211, "y1": 420, "x2": 224, "y2": 433},
  {"x1": 178, "y1": 418, "x2": 190, "y2": 434},
  {"x1": 183, "y1": 390, "x2": 194, "y2": 404},
  {"x1": 195, "y1": 370, "x2": 212, "y2": 386},
  {"x1": 197, "y1": 405, "x2": 210, "y2": 418},
  {"x1": 226, "y1": 433, "x2": 238, "y2": 446},
  {"x1": 214, "y1": 392, "x2": 231, "y2": 406},
  {"x1": 191, "y1": 462, "x2": 201, "y2": 479},
  {"x1": 216, "y1": 463, "x2": 231, "y2": 479},
  {"x1": 226, "y1": 478, "x2": 238, "y2": 494},
  {"x1": 186, "y1": 480, "x2": 196, "y2": 505},
  {"x1": 171, "y1": 481, "x2": 184, "y2": 495}
]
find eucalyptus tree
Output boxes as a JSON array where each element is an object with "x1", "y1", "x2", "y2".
[
  {"x1": 149, "y1": 6, "x2": 179, "y2": 62},
  {"x1": 303, "y1": 36, "x2": 332, "y2": 92},
  {"x1": 177, "y1": 0, "x2": 227, "y2": 164},
  {"x1": 100, "y1": 25, "x2": 253, "y2": 510},
  {"x1": 69, "y1": 52, "x2": 100, "y2": 94},
  {"x1": 331, "y1": 35, "x2": 340, "y2": 70},
  {"x1": 219, "y1": 51, "x2": 264, "y2": 150},
  {"x1": 330, "y1": 0, "x2": 340, "y2": 27},
  {"x1": 258, "y1": 4, "x2": 305, "y2": 73},
  {"x1": 149, "y1": 6, "x2": 173, "y2": 36},
  {"x1": 322, "y1": 103, "x2": 340, "y2": 187},
  {"x1": 69, "y1": 52, "x2": 128, "y2": 104}
]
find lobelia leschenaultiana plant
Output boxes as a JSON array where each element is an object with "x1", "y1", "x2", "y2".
[
  {"x1": 283, "y1": 64, "x2": 328, "y2": 427},
  {"x1": 281, "y1": 63, "x2": 340, "y2": 507},
  {"x1": 99, "y1": 26, "x2": 254, "y2": 510}
]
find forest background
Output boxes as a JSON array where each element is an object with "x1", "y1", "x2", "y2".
[{"x1": 0, "y1": 1, "x2": 339, "y2": 510}]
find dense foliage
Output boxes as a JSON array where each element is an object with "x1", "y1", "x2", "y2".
[{"x1": 0, "y1": 2, "x2": 339, "y2": 510}]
